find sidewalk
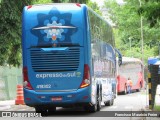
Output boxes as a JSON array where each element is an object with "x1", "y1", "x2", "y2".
[{"x1": 0, "y1": 100, "x2": 14, "y2": 110}]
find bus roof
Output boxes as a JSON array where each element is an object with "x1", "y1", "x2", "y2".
[
  {"x1": 122, "y1": 57, "x2": 142, "y2": 64},
  {"x1": 148, "y1": 57, "x2": 160, "y2": 65}
]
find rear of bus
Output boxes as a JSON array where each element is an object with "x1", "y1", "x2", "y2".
[
  {"x1": 22, "y1": 4, "x2": 91, "y2": 108},
  {"x1": 117, "y1": 57, "x2": 143, "y2": 94}
]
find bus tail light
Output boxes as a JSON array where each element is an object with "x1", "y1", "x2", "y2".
[
  {"x1": 80, "y1": 64, "x2": 90, "y2": 88},
  {"x1": 76, "y1": 3, "x2": 81, "y2": 7},
  {"x1": 27, "y1": 5, "x2": 32, "y2": 10},
  {"x1": 23, "y1": 67, "x2": 33, "y2": 90}
]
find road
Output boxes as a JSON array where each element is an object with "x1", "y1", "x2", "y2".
[
  {"x1": 3, "y1": 90, "x2": 148, "y2": 112},
  {"x1": 3, "y1": 89, "x2": 160, "y2": 120},
  {"x1": 2, "y1": 90, "x2": 157, "y2": 120},
  {"x1": 103, "y1": 91, "x2": 148, "y2": 111}
]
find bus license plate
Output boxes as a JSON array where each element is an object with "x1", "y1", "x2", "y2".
[{"x1": 51, "y1": 97, "x2": 62, "y2": 101}]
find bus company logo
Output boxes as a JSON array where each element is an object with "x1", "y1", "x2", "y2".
[
  {"x1": 31, "y1": 7, "x2": 77, "y2": 45},
  {"x1": 44, "y1": 20, "x2": 65, "y2": 41},
  {"x1": 2, "y1": 112, "x2": 42, "y2": 117},
  {"x1": 36, "y1": 72, "x2": 76, "y2": 79},
  {"x1": 2, "y1": 112, "x2": 11, "y2": 117},
  {"x1": 76, "y1": 72, "x2": 81, "y2": 77}
]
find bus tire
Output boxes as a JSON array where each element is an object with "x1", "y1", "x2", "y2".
[
  {"x1": 84, "y1": 104, "x2": 97, "y2": 112},
  {"x1": 136, "y1": 82, "x2": 142, "y2": 92},
  {"x1": 84, "y1": 85, "x2": 101, "y2": 112},
  {"x1": 35, "y1": 106, "x2": 48, "y2": 116},
  {"x1": 123, "y1": 86, "x2": 127, "y2": 95},
  {"x1": 104, "y1": 92, "x2": 114, "y2": 106},
  {"x1": 48, "y1": 107, "x2": 56, "y2": 114},
  {"x1": 104, "y1": 95, "x2": 114, "y2": 106},
  {"x1": 97, "y1": 86, "x2": 102, "y2": 111}
]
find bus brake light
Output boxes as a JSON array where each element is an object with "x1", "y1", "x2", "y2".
[
  {"x1": 80, "y1": 64, "x2": 90, "y2": 88},
  {"x1": 76, "y1": 3, "x2": 81, "y2": 7},
  {"x1": 23, "y1": 67, "x2": 33, "y2": 90},
  {"x1": 27, "y1": 5, "x2": 32, "y2": 10}
]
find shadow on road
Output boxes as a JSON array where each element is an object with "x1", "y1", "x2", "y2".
[{"x1": 40, "y1": 106, "x2": 110, "y2": 117}]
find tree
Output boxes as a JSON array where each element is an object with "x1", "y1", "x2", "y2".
[
  {"x1": 52, "y1": 0, "x2": 88, "y2": 3},
  {"x1": 139, "y1": 0, "x2": 160, "y2": 27},
  {"x1": 0, "y1": 0, "x2": 98, "y2": 66},
  {"x1": 104, "y1": 0, "x2": 159, "y2": 64},
  {"x1": 0, "y1": 0, "x2": 51, "y2": 67},
  {"x1": 87, "y1": 1, "x2": 102, "y2": 15},
  {"x1": 0, "y1": 0, "x2": 30, "y2": 66}
]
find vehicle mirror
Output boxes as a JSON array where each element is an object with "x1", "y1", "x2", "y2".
[{"x1": 115, "y1": 48, "x2": 122, "y2": 66}]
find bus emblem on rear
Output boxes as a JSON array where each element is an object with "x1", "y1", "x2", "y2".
[{"x1": 44, "y1": 21, "x2": 64, "y2": 41}]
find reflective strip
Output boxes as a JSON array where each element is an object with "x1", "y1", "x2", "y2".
[
  {"x1": 148, "y1": 72, "x2": 151, "y2": 78},
  {"x1": 148, "y1": 83, "x2": 151, "y2": 89},
  {"x1": 35, "y1": 89, "x2": 77, "y2": 92},
  {"x1": 149, "y1": 104, "x2": 152, "y2": 109},
  {"x1": 149, "y1": 94, "x2": 152, "y2": 100},
  {"x1": 33, "y1": 26, "x2": 76, "y2": 30}
]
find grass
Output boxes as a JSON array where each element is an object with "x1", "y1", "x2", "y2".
[
  {"x1": 140, "y1": 89, "x2": 148, "y2": 95},
  {"x1": 154, "y1": 105, "x2": 160, "y2": 111}
]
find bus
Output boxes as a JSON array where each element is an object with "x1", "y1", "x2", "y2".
[
  {"x1": 148, "y1": 57, "x2": 160, "y2": 77},
  {"x1": 148, "y1": 57, "x2": 160, "y2": 65},
  {"x1": 22, "y1": 3, "x2": 122, "y2": 113},
  {"x1": 117, "y1": 57, "x2": 144, "y2": 94}
]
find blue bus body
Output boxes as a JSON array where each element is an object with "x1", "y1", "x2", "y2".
[
  {"x1": 22, "y1": 3, "x2": 118, "y2": 112},
  {"x1": 148, "y1": 57, "x2": 160, "y2": 65},
  {"x1": 148, "y1": 57, "x2": 160, "y2": 75}
]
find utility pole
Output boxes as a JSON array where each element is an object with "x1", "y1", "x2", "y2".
[
  {"x1": 138, "y1": 0, "x2": 147, "y2": 108},
  {"x1": 138, "y1": 0, "x2": 144, "y2": 81},
  {"x1": 139, "y1": 0, "x2": 144, "y2": 67},
  {"x1": 129, "y1": 37, "x2": 132, "y2": 57},
  {"x1": 158, "y1": 42, "x2": 160, "y2": 58}
]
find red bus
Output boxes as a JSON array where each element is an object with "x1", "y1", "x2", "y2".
[{"x1": 117, "y1": 57, "x2": 144, "y2": 94}]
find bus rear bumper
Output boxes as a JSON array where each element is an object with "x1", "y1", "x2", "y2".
[{"x1": 23, "y1": 87, "x2": 91, "y2": 107}]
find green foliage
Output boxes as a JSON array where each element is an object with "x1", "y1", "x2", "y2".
[
  {"x1": 0, "y1": 0, "x2": 51, "y2": 67},
  {"x1": 139, "y1": 0, "x2": 160, "y2": 27},
  {"x1": 33, "y1": 0, "x2": 52, "y2": 4},
  {"x1": 87, "y1": 1, "x2": 102, "y2": 15},
  {"x1": 52, "y1": 0, "x2": 69, "y2": 3},
  {"x1": 52, "y1": 0, "x2": 88, "y2": 3},
  {"x1": 0, "y1": 0, "x2": 31, "y2": 67},
  {"x1": 105, "y1": 0, "x2": 159, "y2": 65},
  {"x1": 154, "y1": 105, "x2": 160, "y2": 111},
  {"x1": 0, "y1": 0, "x2": 99, "y2": 66}
]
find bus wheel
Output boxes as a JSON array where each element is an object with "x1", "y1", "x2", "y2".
[
  {"x1": 97, "y1": 90, "x2": 102, "y2": 111},
  {"x1": 84, "y1": 104, "x2": 97, "y2": 112},
  {"x1": 35, "y1": 106, "x2": 48, "y2": 116},
  {"x1": 48, "y1": 107, "x2": 56, "y2": 114},
  {"x1": 104, "y1": 96, "x2": 114, "y2": 106},
  {"x1": 84, "y1": 94, "x2": 99, "y2": 112},
  {"x1": 136, "y1": 82, "x2": 142, "y2": 92},
  {"x1": 123, "y1": 86, "x2": 127, "y2": 95}
]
